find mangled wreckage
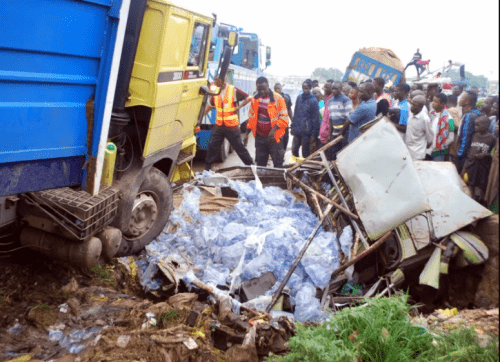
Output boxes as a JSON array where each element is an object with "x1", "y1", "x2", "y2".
[{"x1": 131, "y1": 118, "x2": 497, "y2": 344}]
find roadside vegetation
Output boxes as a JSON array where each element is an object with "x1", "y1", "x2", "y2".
[{"x1": 268, "y1": 294, "x2": 499, "y2": 362}]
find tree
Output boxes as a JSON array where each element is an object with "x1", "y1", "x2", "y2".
[{"x1": 312, "y1": 67, "x2": 344, "y2": 81}]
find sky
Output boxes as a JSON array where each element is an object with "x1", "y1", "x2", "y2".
[{"x1": 184, "y1": 0, "x2": 499, "y2": 81}]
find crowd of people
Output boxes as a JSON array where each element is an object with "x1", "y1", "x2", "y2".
[{"x1": 203, "y1": 75, "x2": 499, "y2": 211}]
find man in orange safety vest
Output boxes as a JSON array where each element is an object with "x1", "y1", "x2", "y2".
[
  {"x1": 247, "y1": 77, "x2": 290, "y2": 167},
  {"x1": 204, "y1": 79, "x2": 254, "y2": 171}
]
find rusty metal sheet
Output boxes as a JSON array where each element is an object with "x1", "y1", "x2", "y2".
[
  {"x1": 336, "y1": 119, "x2": 430, "y2": 240},
  {"x1": 407, "y1": 161, "x2": 493, "y2": 240}
]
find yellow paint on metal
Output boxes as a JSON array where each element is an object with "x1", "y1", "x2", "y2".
[
  {"x1": 101, "y1": 142, "x2": 117, "y2": 186},
  {"x1": 125, "y1": 0, "x2": 212, "y2": 158},
  {"x1": 450, "y1": 231, "x2": 489, "y2": 266},
  {"x1": 128, "y1": 256, "x2": 138, "y2": 279},
  {"x1": 419, "y1": 247, "x2": 441, "y2": 289},
  {"x1": 7, "y1": 355, "x2": 31, "y2": 362},
  {"x1": 170, "y1": 136, "x2": 197, "y2": 182}
]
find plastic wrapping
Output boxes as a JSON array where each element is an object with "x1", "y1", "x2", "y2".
[
  {"x1": 141, "y1": 173, "x2": 345, "y2": 322},
  {"x1": 293, "y1": 283, "x2": 327, "y2": 323}
]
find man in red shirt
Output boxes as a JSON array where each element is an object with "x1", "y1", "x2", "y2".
[{"x1": 247, "y1": 77, "x2": 290, "y2": 167}]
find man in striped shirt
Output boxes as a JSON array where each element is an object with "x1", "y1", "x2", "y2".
[{"x1": 319, "y1": 81, "x2": 353, "y2": 159}]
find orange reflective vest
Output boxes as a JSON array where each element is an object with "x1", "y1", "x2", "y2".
[
  {"x1": 214, "y1": 84, "x2": 239, "y2": 127},
  {"x1": 247, "y1": 91, "x2": 290, "y2": 143}
]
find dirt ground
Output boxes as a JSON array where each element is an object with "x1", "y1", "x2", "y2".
[
  {"x1": 1, "y1": 247, "x2": 498, "y2": 362},
  {"x1": 0, "y1": 249, "x2": 230, "y2": 362}
]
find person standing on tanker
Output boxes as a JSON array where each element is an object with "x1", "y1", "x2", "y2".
[
  {"x1": 247, "y1": 77, "x2": 290, "y2": 168},
  {"x1": 204, "y1": 79, "x2": 254, "y2": 171},
  {"x1": 404, "y1": 48, "x2": 425, "y2": 78},
  {"x1": 290, "y1": 80, "x2": 320, "y2": 158},
  {"x1": 405, "y1": 95, "x2": 433, "y2": 160},
  {"x1": 274, "y1": 83, "x2": 294, "y2": 151}
]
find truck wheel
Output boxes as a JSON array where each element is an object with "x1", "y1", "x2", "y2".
[
  {"x1": 117, "y1": 167, "x2": 173, "y2": 255},
  {"x1": 219, "y1": 138, "x2": 231, "y2": 162}
]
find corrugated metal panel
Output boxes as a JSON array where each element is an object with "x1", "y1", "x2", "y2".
[{"x1": 0, "y1": 0, "x2": 122, "y2": 164}]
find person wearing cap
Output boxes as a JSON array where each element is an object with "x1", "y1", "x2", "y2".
[
  {"x1": 204, "y1": 79, "x2": 254, "y2": 171},
  {"x1": 405, "y1": 95, "x2": 433, "y2": 160}
]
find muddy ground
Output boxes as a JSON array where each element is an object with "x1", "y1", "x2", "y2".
[{"x1": 1, "y1": 247, "x2": 498, "y2": 362}]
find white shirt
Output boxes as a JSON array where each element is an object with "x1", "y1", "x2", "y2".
[{"x1": 405, "y1": 109, "x2": 433, "y2": 160}]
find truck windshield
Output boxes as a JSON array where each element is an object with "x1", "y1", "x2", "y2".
[{"x1": 188, "y1": 23, "x2": 209, "y2": 70}]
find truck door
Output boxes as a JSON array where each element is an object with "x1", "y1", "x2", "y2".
[
  {"x1": 128, "y1": 3, "x2": 211, "y2": 157},
  {"x1": 175, "y1": 19, "x2": 211, "y2": 142}
]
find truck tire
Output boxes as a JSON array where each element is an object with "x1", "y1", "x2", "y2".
[
  {"x1": 116, "y1": 167, "x2": 173, "y2": 255},
  {"x1": 218, "y1": 138, "x2": 231, "y2": 162}
]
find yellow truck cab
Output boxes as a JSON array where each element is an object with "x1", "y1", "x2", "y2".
[
  {"x1": 127, "y1": 1, "x2": 212, "y2": 159},
  {"x1": 1, "y1": 0, "x2": 236, "y2": 265}
]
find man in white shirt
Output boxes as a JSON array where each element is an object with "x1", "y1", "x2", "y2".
[{"x1": 405, "y1": 95, "x2": 433, "y2": 160}]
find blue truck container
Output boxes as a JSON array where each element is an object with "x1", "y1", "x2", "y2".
[
  {"x1": 342, "y1": 48, "x2": 405, "y2": 86},
  {"x1": 0, "y1": 0, "x2": 124, "y2": 196}
]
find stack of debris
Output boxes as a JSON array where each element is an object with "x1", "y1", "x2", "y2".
[{"x1": 135, "y1": 119, "x2": 497, "y2": 332}]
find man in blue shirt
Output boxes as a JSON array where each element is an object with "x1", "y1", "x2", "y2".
[
  {"x1": 455, "y1": 90, "x2": 482, "y2": 173},
  {"x1": 339, "y1": 82, "x2": 377, "y2": 143},
  {"x1": 393, "y1": 83, "x2": 410, "y2": 138},
  {"x1": 319, "y1": 81, "x2": 353, "y2": 159}
]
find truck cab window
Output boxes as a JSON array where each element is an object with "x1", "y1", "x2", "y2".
[{"x1": 188, "y1": 23, "x2": 209, "y2": 69}]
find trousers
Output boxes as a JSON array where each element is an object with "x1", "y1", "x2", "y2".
[
  {"x1": 255, "y1": 134, "x2": 285, "y2": 168},
  {"x1": 205, "y1": 126, "x2": 253, "y2": 169},
  {"x1": 291, "y1": 134, "x2": 311, "y2": 158}
]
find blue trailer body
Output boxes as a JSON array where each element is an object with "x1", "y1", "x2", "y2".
[
  {"x1": 342, "y1": 51, "x2": 404, "y2": 85},
  {"x1": 0, "y1": 0, "x2": 123, "y2": 196}
]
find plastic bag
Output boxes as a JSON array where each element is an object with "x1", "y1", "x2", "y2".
[
  {"x1": 201, "y1": 265, "x2": 230, "y2": 286},
  {"x1": 293, "y1": 283, "x2": 326, "y2": 323}
]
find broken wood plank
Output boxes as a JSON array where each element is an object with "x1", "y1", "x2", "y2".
[
  {"x1": 287, "y1": 136, "x2": 344, "y2": 173},
  {"x1": 320, "y1": 231, "x2": 392, "y2": 309},
  {"x1": 287, "y1": 173, "x2": 359, "y2": 220}
]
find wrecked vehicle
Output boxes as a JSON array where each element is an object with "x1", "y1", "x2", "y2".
[
  {"x1": 2, "y1": 119, "x2": 497, "y2": 361},
  {"x1": 131, "y1": 118, "x2": 497, "y2": 329}
]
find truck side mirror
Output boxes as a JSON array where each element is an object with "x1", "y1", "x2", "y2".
[
  {"x1": 265, "y1": 46, "x2": 271, "y2": 67},
  {"x1": 199, "y1": 84, "x2": 221, "y2": 96},
  {"x1": 228, "y1": 31, "x2": 238, "y2": 47}
]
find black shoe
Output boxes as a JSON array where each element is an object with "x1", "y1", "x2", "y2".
[{"x1": 204, "y1": 165, "x2": 211, "y2": 171}]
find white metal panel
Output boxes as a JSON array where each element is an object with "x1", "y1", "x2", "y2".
[
  {"x1": 336, "y1": 119, "x2": 431, "y2": 240},
  {"x1": 409, "y1": 161, "x2": 493, "y2": 239}
]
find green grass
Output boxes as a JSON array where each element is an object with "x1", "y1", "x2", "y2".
[
  {"x1": 161, "y1": 309, "x2": 181, "y2": 323},
  {"x1": 267, "y1": 294, "x2": 499, "y2": 362},
  {"x1": 90, "y1": 264, "x2": 114, "y2": 283},
  {"x1": 34, "y1": 303, "x2": 51, "y2": 311}
]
